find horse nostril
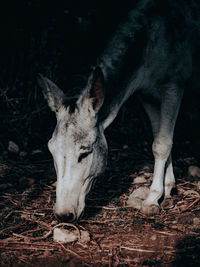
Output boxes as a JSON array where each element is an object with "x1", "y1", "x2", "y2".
[
  {"x1": 56, "y1": 212, "x2": 75, "y2": 222},
  {"x1": 64, "y1": 213, "x2": 74, "y2": 222}
]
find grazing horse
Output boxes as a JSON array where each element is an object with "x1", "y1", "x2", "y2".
[{"x1": 38, "y1": 0, "x2": 200, "y2": 221}]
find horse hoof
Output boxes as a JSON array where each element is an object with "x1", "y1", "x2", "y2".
[
  {"x1": 161, "y1": 197, "x2": 174, "y2": 210},
  {"x1": 141, "y1": 203, "x2": 160, "y2": 216}
]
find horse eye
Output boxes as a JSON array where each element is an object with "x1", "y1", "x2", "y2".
[
  {"x1": 80, "y1": 145, "x2": 90, "y2": 150},
  {"x1": 78, "y1": 151, "x2": 91, "y2": 163},
  {"x1": 78, "y1": 146, "x2": 93, "y2": 162}
]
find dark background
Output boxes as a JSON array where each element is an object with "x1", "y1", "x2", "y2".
[{"x1": 0, "y1": 0, "x2": 199, "y2": 166}]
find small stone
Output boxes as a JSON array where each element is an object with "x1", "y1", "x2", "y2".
[
  {"x1": 8, "y1": 141, "x2": 19, "y2": 154},
  {"x1": 127, "y1": 197, "x2": 143, "y2": 209},
  {"x1": 133, "y1": 177, "x2": 147, "y2": 184},
  {"x1": 150, "y1": 234, "x2": 157, "y2": 241},
  {"x1": 193, "y1": 217, "x2": 200, "y2": 226},
  {"x1": 123, "y1": 144, "x2": 128, "y2": 149},
  {"x1": 129, "y1": 187, "x2": 150, "y2": 200},
  {"x1": 53, "y1": 228, "x2": 79, "y2": 243},
  {"x1": 127, "y1": 187, "x2": 149, "y2": 209},
  {"x1": 188, "y1": 165, "x2": 200, "y2": 178},
  {"x1": 80, "y1": 230, "x2": 90, "y2": 243}
]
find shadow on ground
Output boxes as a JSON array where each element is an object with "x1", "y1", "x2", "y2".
[{"x1": 173, "y1": 235, "x2": 200, "y2": 267}]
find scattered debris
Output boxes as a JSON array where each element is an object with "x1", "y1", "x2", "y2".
[
  {"x1": 126, "y1": 187, "x2": 149, "y2": 209},
  {"x1": 183, "y1": 189, "x2": 200, "y2": 197},
  {"x1": 80, "y1": 230, "x2": 90, "y2": 243},
  {"x1": 53, "y1": 224, "x2": 90, "y2": 244},
  {"x1": 8, "y1": 141, "x2": 19, "y2": 154},
  {"x1": 150, "y1": 234, "x2": 157, "y2": 241},
  {"x1": 188, "y1": 165, "x2": 200, "y2": 178},
  {"x1": 133, "y1": 177, "x2": 147, "y2": 184},
  {"x1": 193, "y1": 217, "x2": 200, "y2": 226},
  {"x1": 53, "y1": 228, "x2": 79, "y2": 243},
  {"x1": 0, "y1": 152, "x2": 200, "y2": 266}
]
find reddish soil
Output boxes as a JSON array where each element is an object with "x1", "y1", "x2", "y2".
[{"x1": 0, "y1": 145, "x2": 200, "y2": 266}]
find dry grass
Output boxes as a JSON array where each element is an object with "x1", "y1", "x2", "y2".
[{"x1": 0, "y1": 146, "x2": 200, "y2": 266}]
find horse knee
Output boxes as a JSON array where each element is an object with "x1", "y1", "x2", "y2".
[{"x1": 152, "y1": 136, "x2": 172, "y2": 160}]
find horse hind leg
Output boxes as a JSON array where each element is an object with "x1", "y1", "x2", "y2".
[{"x1": 160, "y1": 155, "x2": 176, "y2": 210}]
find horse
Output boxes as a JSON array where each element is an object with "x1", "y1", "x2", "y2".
[{"x1": 38, "y1": 0, "x2": 200, "y2": 221}]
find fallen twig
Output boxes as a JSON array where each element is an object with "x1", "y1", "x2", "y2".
[
  {"x1": 14, "y1": 210, "x2": 46, "y2": 216},
  {"x1": 154, "y1": 230, "x2": 177, "y2": 236},
  {"x1": 0, "y1": 222, "x2": 24, "y2": 236},
  {"x1": 181, "y1": 197, "x2": 200, "y2": 213},
  {"x1": 0, "y1": 240, "x2": 58, "y2": 247},
  {"x1": 58, "y1": 242, "x2": 85, "y2": 260},
  {"x1": 21, "y1": 214, "x2": 52, "y2": 229},
  {"x1": 120, "y1": 246, "x2": 156, "y2": 253},
  {"x1": 0, "y1": 245, "x2": 55, "y2": 251},
  {"x1": 12, "y1": 229, "x2": 53, "y2": 241}
]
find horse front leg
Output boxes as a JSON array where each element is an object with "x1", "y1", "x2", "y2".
[{"x1": 141, "y1": 85, "x2": 183, "y2": 215}]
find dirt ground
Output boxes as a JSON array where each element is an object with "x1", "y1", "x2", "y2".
[{"x1": 0, "y1": 136, "x2": 200, "y2": 267}]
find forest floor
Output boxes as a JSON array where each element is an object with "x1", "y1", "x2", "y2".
[
  {"x1": 0, "y1": 2, "x2": 200, "y2": 265},
  {"x1": 0, "y1": 135, "x2": 200, "y2": 267}
]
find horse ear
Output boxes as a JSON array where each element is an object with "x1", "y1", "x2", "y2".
[
  {"x1": 89, "y1": 67, "x2": 104, "y2": 113},
  {"x1": 37, "y1": 74, "x2": 65, "y2": 112},
  {"x1": 80, "y1": 67, "x2": 104, "y2": 115}
]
